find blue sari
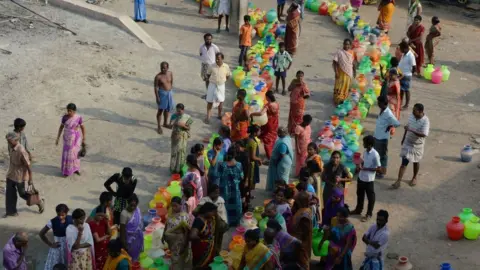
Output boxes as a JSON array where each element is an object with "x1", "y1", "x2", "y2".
[
  {"x1": 134, "y1": 0, "x2": 146, "y2": 21},
  {"x1": 266, "y1": 136, "x2": 293, "y2": 191},
  {"x1": 325, "y1": 223, "x2": 357, "y2": 270}
]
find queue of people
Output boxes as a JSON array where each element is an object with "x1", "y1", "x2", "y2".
[{"x1": 2, "y1": 1, "x2": 438, "y2": 270}]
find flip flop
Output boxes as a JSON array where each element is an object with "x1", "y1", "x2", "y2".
[
  {"x1": 409, "y1": 179, "x2": 417, "y2": 187},
  {"x1": 38, "y1": 199, "x2": 45, "y2": 214},
  {"x1": 361, "y1": 215, "x2": 371, "y2": 222},
  {"x1": 390, "y1": 182, "x2": 401, "y2": 189},
  {"x1": 3, "y1": 213, "x2": 18, "y2": 218}
]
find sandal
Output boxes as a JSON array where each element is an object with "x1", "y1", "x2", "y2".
[
  {"x1": 3, "y1": 213, "x2": 19, "y2": 218},
  {"x1": 361, "y1": 215, "x2": 372, "y2": 222},
  {"x1": 390, "y1": 181, "x2": 401, "y2": 189},
  {"x1": 38, "y1": 199, "x2": 45, "y2": 214}
]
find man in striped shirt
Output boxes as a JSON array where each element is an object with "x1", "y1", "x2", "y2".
[{"x1": 392, "y1": 103, "x2": 430, "y2": 189}]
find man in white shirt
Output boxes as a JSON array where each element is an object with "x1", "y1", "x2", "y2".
[
  {"x1": 398, "y1": 41, "x2": 416, "y2": 110},
  {"x1": 199, "y1": 33, "x2": 220, "y2": 97},
  {"x1": 360, "y1": 210, "x2": 390, "y2": 269},
  {"x1": 374, "y1": 96, "x2": 400, "y2": 178},
  {"x1": 392, "y1": 103, "x2": 430, "y2": 189},
  {"x1": 351, "y1": 135, "x2": 381, "y2": 222}
]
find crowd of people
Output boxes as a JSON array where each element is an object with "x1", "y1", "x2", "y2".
[{"x1": 2, "y1": 1, "x2": 439, "y2": 270}]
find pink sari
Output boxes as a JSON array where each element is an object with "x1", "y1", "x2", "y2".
[
  {"x1": 61, "y1": 114, "x2": 83, "y2": 176},
  {"x1": 294, "y1": 125, "x2": 311, "y2": 177}
]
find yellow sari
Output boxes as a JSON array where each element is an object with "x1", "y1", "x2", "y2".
[
  {"x1": 244, "y1": 243, "x2": 273, "y2": 270},
  {"x1": 377, "y1": 1, "x2": 395, "y2": 31},
  {"x1": 333, "y1": 49, "x2": 354, "y2": 105},
  {"x1": 103, "y1": 250, "x2": 131, "y2": 270}
]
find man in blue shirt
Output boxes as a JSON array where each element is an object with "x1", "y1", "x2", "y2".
[{"x1": 374, "y1": 96, "x2": 400, "y2": 178}]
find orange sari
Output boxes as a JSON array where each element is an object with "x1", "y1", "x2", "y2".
[
  {"x1": 287, "y1": 79, "x2": 310, "y2": 135},
  {"x1": 231, "y1": 101, "x2": 249, "y2": 142},
  {"x1": 259, "y1": 102, "x2": 279, "y2": 159}
]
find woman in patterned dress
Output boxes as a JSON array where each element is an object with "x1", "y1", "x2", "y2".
[
  {"x1": 66, "y1": 209, "x2": 95, "y2": 270},
  {"x1": 163, "y1": 196, "x2": 192, "y2": 269},
  {"x1": 40, "y1": 204, "x2": 73, "y2": 270},
  {"x1": 190, "y1": 202, "x2": 218, "y2": 269}
]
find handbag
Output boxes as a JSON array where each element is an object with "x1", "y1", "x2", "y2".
[
  {"x1": 78, "y1": 143, "x2": 87, "y2": 158},
  {"x1": 26, "y1": 184, "x2": 41, "y2": 206}
]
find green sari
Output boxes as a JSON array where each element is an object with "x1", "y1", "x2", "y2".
[{"x1": 170, "y1": 113, "x2": 193, "y2": 173}]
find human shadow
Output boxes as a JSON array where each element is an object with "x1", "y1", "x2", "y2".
[
  {"x1": 32, "y1": 164, "x2": 63, "y2": 177},
  {"x1": 146, "y1": 3, "x2": 202, "y2": 19},
  {"x1": 148, "y1": 19, "x2": 214, "y2": 34},
  {"x1": 81, "y1": 107, "x2": 156, "y2": 130},
  {"x1": 435, "y1": 155, "x2": 463, "y2": 163}
]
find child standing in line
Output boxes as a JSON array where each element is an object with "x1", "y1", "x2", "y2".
[
  {"x1": 239, "y1": 15, "x2": 252, "y2": 66},
  {"x1": 350, "y1": 135, "x2": 381, "y2": 222},
  {"x1": 273, "y1": 42, "x2": 293, "y2": 95}
]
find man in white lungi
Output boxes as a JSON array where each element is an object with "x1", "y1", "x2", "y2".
[
  {"x1": 392, "y1": 103, "x2": 430, "y2": 189},
  {"x1": 205, "y1": 52, "x2": 231, "y2": 124},
  {"x1": 217, "y1": 0, "x2": 231, "y2": 33}
]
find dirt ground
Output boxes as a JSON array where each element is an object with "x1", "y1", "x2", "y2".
[{"x1": 0, "y1": 0, "x2": 480, "y2": 269}]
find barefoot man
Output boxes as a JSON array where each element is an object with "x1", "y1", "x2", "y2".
[
  {"x1": 392, "y1": 103, "x2": 430, "y2": 189},
  {"x1": 154, "y1": 61, "x2": 174, "y2": 134}
]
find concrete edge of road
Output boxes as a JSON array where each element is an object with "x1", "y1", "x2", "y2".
[{"x1": 48, "y1": 0, "x2": 163, "y2": 51}]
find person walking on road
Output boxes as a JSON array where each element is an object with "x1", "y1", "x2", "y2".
[
  {"x1": 4, "y1": 132, "x2": 44, "y2": 218},
  {"x1": 199, "y1": 33, "x2": 221, "y2": 97}
]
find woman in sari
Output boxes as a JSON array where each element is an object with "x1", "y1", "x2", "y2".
[
  {"x1": 294, "y1": 114, "x2": 312, "y2": 177},
  {"x1": 251, "y1": 91, "x2": 279, "y2": 161},
  {"x1": 322, "y1": 207, "x2": 357, "y2": 270},
  {"x1": 191, "y1": 144, "x2": 208, "y2": 194},
  {"x1": 425, "y1": 16, "x2": 441, "y2": 65},
  {"x1": 218, "y1": 148, "x2": 243, "y2": 226},
  {"x1": 239, "y1": 229, "x2": 280, "y2": 270},
  {"x1": 88, "y1": 206, "x2": 110, "y2": 270},
  {"x1": 182, "y1": 154, "x2": 205, "y2": 202},
  {"x1": 41, "y1": 204, "x2": 73, "y2": 270},
  {"x1": 87, "y1": 192, "x2": 116, "y2": 238},
  {"x1": 266, "y1": 127, "x2": 293, "y2": 192},
  {"x1": 284, "y1": 3, "x2": 300, "y2": 55},
  {"x1": 322, "y1": 151, "x2": 352, "y2": 206},
  {"x1": 332, "y1": 39, "x2": 355, "y2": 105},
  {"x1": 267, "y1": 219, "x2": 303, "y2": 268},
  {"x1": 407, "y1": 0, "x2": 422, "y2": 29},
  {"x1": 376, "y1": 0, "x2": 396, "y2": 34},
  {"x1": 103, "y1": 239, "x2": 131, "y2": 270},
  {"x1": 246, "y1": 125, "x2": 262, "y2": 202},
  {"x1": 119, "y1": 194, "x2": 143, "y2": 261},
  {"x1": 190, "y1": 202, "x2": 218, "y2": 269},
  {"x1": 407, "y1": 15, "x2": 425, "y2": 76},
  {"x1": 322, "y1": 187, "x2": 344, "y2": 226},
  {"x1": 289, "y1": 191, "x2": 313, "y2": 270},
  {"x1": 163, "y1": 196, "x2": 192, "y2": 269},
  {"x1": 56, "y1": 103, "x2": 85, "y2": 177},
  {"x1": 231, "y1": 89, "x2": 249, "y2": 142},
  {"x1": 66, "y1": 209, "x2": 94, "y2": 270},
  {"x1": 305, "y1": 142, "x2": 324, "y2": 201},
  {"x1": 170, "y1": 103, "x2": 194, "y2": 173},
  {"x1": 287, "y1": 70, "x2": 310, "y2": 135},
  {"x1": 196, "y1": 183, "x2": 228, "y2": 255},
  {"x1": 386, "y1": 69, "x2": 401, "y2": 123}
]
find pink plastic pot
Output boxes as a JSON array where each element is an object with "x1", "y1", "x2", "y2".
[{"x1": 431, "y1": 68, "x2": 443, "y2": 84}]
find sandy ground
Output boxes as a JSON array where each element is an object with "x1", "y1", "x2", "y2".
[{"x1": 1, "y1": 0, "x2": 480, "y2": 268}]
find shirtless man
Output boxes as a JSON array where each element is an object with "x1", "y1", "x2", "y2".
[{"x1": 154, "y1": 62, "x2": 174, "y2": 134}]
